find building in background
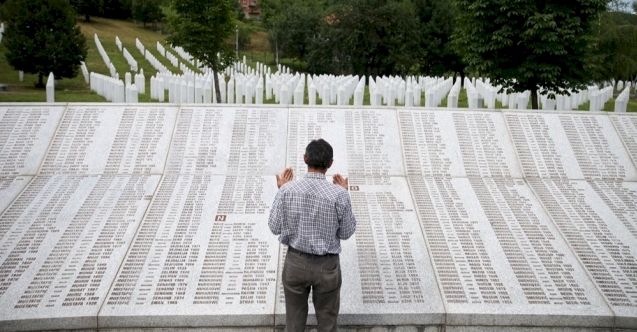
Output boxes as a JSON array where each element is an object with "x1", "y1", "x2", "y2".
[{"x1": 239, "y1": 0, "x2": 260, "y2": 19}]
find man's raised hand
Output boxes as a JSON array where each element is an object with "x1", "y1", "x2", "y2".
[
  {"x1": 276, "y1": 167, "x2": 294, "y2": 188},
  {"x1": 332, "y1": 173, "x2": 348, "y2": 190}
]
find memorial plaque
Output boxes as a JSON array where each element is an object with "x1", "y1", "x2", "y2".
[
  {"x1": 398, "y1": 109, "x2": 522, "y2": 178},
  {"x1": 610, "y1": 113, "x2": 637, "y2": 168},
  {"x1": 39, "y1": 104, "x2": 178, "y2": 175},
  {"x1": 99, "y1": 175, "x2": 280, "y2": 328},
  {"x1": 0, "y1": 174, "x2": 160, "y2": 331},
  {"x1": 409, "y1": 177, "x2": 613, "y2": 327},
  {"x1": 528, "y1": 179, "x2": 637, "y2": 328},
  {"x1": 287, "y1": 108, "x2": 404, "y2": 177},
  {"x1": 0, "y1": 104, "x2": 635, "y2": 331},
  {"x1": 505, "y1": 111, "x2": 637, "y2": 181},
  {"x1": 274, "y1": 176, "x2": 444, "y2": 326},
  {"x1": 164, "y1": 106, "x2": 287, "y2": 175},
  {"x1": 0, "y1": 105, "x2": 65, "y2": 175},
  {"x1": 0, "y1": 176, "x2": 31, "y2": 214}
]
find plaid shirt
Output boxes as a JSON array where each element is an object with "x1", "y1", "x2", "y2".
[{"x1": 268, "y1": 172, "x2": 356, "y2": 255}]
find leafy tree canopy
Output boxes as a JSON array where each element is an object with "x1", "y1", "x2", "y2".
[
  {"x1": 70, "y1": 0, "x2": 103, "y2": 22},
  {"x1": 594, "y1": 11, "x2": 637, "y2": 83},
  {"x1": 415, "y1": 0, "x2": 464, "y2": 77},
  {"x1": 166, "y1": 0, "x2": 236, "y2": 102},
  {"x1": 452, "y1": 0, "x2": 607, "y2": 109},
  {"x1": 261, "y1": 0, "x2": 463, "y2": 77},
  {"x1": 133, "y1": 0, "x2": 163, "y2": 26},
  {"x1": 1, "y1": 0, "x2": 88, "y2": 87},
  {"x1": 103, "y1": 0, "x2": 132, "y2": 20}
]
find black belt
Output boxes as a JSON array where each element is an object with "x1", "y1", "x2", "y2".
[{"x1": 288, "y1": 246, "x2": 338, "y2": 257}]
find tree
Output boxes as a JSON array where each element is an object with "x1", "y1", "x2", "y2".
[
  {"x1": 166, "y1": 0, "x2": 236, "y2": 102},
  {"x1": 594, "y1": 11, "x2": 637, "y2": 83},
  {"x1": 306, "y1": 0, "x2": 422, "y2": 76},
  {"x1": 70, "y1": 0, "x2": 103, "y2": 22},
  {"x1": 260, "y1": 0, "x2": 327, "y2": 65},
  {"x1": 1, "y1": 0, "x2": 88, "y2": 87},
  {"x1": 132, "y1": 0, "x2": 162, "y2": 27},
  {"x1": 103, "y1": 0, "x2": 132, "y2": 20},
  {"x1": 414, "y1": 0, "x2": 464, "y2": 77},
  {"x1": 452, "y1": 0, "x2": 607, "y2": 109},
  {"x1": 275, "y1": 0, "x2": 324, "y2": 63}
]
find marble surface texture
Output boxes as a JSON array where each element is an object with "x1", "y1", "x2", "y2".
[{"x1": 0, "y1": 104, "x2": 635, "y2": 331}]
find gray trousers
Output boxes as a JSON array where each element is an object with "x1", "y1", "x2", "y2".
[{"x1": 282, "y1": 247, "x2": 342, "y2": 332}]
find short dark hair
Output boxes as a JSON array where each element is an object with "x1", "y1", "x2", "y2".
[{"x1": 305, "y1": 139, "x2": 333, "y2": 170}]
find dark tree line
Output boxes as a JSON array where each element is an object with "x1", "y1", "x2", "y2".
[
  {"x1": 261, "y1": 0, "x2": 462, "y2": 77},
  {"x1": 262, "y1": 0, "x2": 637, "y2": 109}
]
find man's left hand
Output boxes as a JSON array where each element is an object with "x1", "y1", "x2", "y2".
[{"x1": 276, "y1": 168, "x2": 294, "y2": 188}]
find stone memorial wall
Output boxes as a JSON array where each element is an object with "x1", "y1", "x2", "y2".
[{"x1": 0, "y1": 104, "x2": 636, "y2": 332}]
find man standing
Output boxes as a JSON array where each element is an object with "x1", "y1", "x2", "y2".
[{"x1": 269, "y1": 139, "x2": 356, "y2": 332}]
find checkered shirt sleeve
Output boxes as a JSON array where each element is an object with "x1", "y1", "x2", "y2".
[{"x1": 268, "y1": 172, "x2": 356, "y2": 255}]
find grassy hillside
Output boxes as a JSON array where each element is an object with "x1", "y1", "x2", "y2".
[{"x1": 0, "y1": 17, "x2": 185, "y2": 102}]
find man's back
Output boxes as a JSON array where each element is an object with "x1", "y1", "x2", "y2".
[
  {"x1": 269, "y1": 172, "x2": 356, "y2": 255},
  {"x1": 268, "y1": 139, "x2": 356, "y2": 332}
]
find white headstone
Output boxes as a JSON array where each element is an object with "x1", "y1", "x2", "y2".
[
  {"x1": 308, "y1": 83, "x2": 316, "y2": 105},
  {"x1": 322, "y1": 85, "x2": 330, "y2": 105},
  {"x1": 405, "y1": 87, "x2": 413, "y2": 107},
  {"x1": 46, "y1": 72, "x2": 54, "y2": 103},
  {"x1": 280, "y1": 84, "x2": 290, "y2": 105},
  {"x1": 256, "y1": 80, "x2": 264, "y2": 104},
  {"x1": 130, "y1": 84, "x2": 138, "y2": 103},
  {"x1": 195, "y1": 82, "x2": 203, "y2": 104},
  {"x1": 135, "y1": 72, "x2": 145, "y2": 94},
  {"x1": 126, "y1": 83, "x2": 132, "y2": 102},
  {"x1": 354, "y1": 86, "x2": 364, "y2": 106},
  {"x1": 187, "y1": 81, "x2": 195, "y2": 103},
  {"x1": 294, "y1": 84, "x2": 304, "y2": 105},
  {"x1": 157, "y1": 77, "x2": 164, "y2": 102},
  {"x1": 203, "y1": 81, "x2": 212, "y2": 104},
  {"x1": 236, "y1": 78, "x2": 244, "y2": 104},
  {"x1": 245, "y1": 81, "x2": 253, "y2": 105}
]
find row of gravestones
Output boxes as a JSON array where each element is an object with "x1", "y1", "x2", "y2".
[{"x1": 34, "y1": 33, "x2": 635, "y2": 111}]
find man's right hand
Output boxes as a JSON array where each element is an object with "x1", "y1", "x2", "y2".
[
  {"x1": 276, "y1": 167, "x2": 294, "y2": 188},
  {"x1": 332, "y1": 173, "x2": 348, "y2": 190}
]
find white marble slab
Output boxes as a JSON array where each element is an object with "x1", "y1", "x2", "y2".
[
  {"x1": 0, "y1": 176, "x2": 31, "y2": 214},
  {"x1": 505, "y1": 111, "x2": 637, "y2": 181},
  {"x1": 99, "y1": 175, "x2": 281, "y2": 328},
  {"x1": 0, "y1": 105, "x2": 636, "y2": 330},
  {"x1": 0, "y1": 175, "x2": 160, "y2": 331},
  {"x1": 164, "y1": 106, "x2": 287, "y2": 175},
  {"x1": 274, "y1": 176, "x2": 445, "y2": 326},
  {"x1": 39, "y1": 104, "x2": 178, "y2": 175},
  {"x1": 527, "y1": 179, "x2": 637, "y2": 328},
  {"x1": 408, "y1": 177, "x2": 614, "y2": 327},
  {"x1": 398, "y1": 109, "x2": 522, "y2": 178},
  {"x1": 0, "y1": 105, "x2": 65, "y2": 175},
  {"x1": 610, "y1": 113, "x2": 637, "y2": 170},
  {"x1": 286, "y1": 107, "x2": 405, "y2": 177}
]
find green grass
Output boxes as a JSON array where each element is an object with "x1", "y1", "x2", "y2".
[
  {"x1": 0, "y1": 16, "x2": 172, "y2": 102},
  {"x1": 577, "y1": 98, "x2": 637, "y2": 112}
]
